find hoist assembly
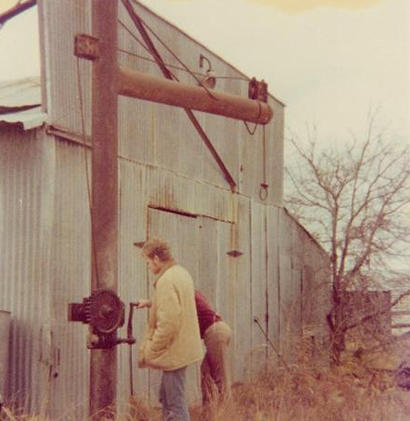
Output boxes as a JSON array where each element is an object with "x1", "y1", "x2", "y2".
[{"x1": 68, "y1": 289, "x2": 136, "y2": 349}]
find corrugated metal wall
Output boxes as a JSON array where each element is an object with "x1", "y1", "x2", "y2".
[
  {"x1": 0, "y1": 0, "x2": 330, "y2": 417},
  {"x1": 47, "y1": 138, "x2": 91, "y2": 418},
  {"x1": 0, "y1": 130, "x2": 330, "y2": 416},
  {"x1": 0, "y1": 128, "x2": 53, "y2": 413},
  {"x1": 38, "y1": 0, "x2": 284, "y2": 206}
]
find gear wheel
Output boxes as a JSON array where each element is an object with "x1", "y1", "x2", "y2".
[{"x1": 88, "y1": 289, "x2": 125, "y2": 334}]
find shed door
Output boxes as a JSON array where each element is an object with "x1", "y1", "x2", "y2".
[{"x1": 146, "y1": 207, "x2": 231, "y2": 405}]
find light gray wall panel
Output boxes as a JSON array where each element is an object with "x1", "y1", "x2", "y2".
[
  {"x1": 266, "y1": 206, "x2": 280, "y2": 362},
  {"x1": 0, "y1": 129, "x2": 55, "y2": 414},
  {"x1": 40, "y1": 0, "x2": 284, "y2": 203},
  {"x1": 232, "y1": 196, "x2": 252, "y2": 381},
  {"x1": 39, "y1": 0, "x2": 91, "y2": 136},
  {"x1": 269, "y1": 103, "x2": 284, "y2": 206},
  {"x1": 278, "y1": 209, "x2": 293, "y2": 360},
  {"x1": 250, "y1": 202, "x2": 267, "y2": 374},
  {"x1": 146, "y1": 208, "x2": 201, "y2": 405},
  {"x1": 197, "y1": 216, "x2": 218, "y2": 305},
  {"x1": 48, "y1": 139, "x2": 91, "y2": 419},
  {"x1": 146, "y1": 165, "x2": 234, "y2": 223},
  {"x1": 117, "y1": 160, "x2": 149, "y2": 403}
]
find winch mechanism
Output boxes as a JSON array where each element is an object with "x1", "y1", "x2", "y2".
[{"x1": 68, "y1": 289, "x2": 137, "y2": 349}]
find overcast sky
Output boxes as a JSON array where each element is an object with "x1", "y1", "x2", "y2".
[{"x1": 0, "y1": 0, "x2": 409, "y2": 144}]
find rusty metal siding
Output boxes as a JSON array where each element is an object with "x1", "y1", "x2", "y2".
[
  {"x1": 0, "y1": 0, "x2": 329, "y2": 416},
  {"x1": 232, "y1": 196, "x2": 252, "y2": 381},
  {"x1": 38, "y1": 0, "x2": 92, "y2": 136},
  {"x1": 266, "y1": 206, "x2": 280, "y2": 362},
  {"x1": 284, "y1": 210, "x2": 331, "y2": 352},
  {"x1": 47, "y1": 138, "x2": 91, "y2": 419},
  {"x1": 0, "y1": 128, "x2": 53, "y2": 413},
  {"x1": 268, "y1": 102, "x2": 284, "y2": 206},
  {"x1": 301, "y1": 232, "x2": 331, "y2": 352},
  {"x1": 0, "y1": 125, "x2": 330, "y2": 415},
  {"x1": 250, "y1": 201, "x2": 268, "y2": 374},
  {"x1": 145, "y1": 164, "x2": 234, "y2": 223},
  {"x1": 146, "y1": 207, "x2": 202, "y2": 404},
  {"x1": 277, "y1": 209, "x2": 294, "y2": 359},
  {"x1": 117, "y1": 159, "x2": 149, "y2": 402},
  {"x1": 278, "y1": 210, "x2": 330, "y2": 361},
  {"x1": 40, "y1": 0, "x2": 284, "y2": 204}
]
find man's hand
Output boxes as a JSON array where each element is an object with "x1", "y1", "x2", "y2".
[{"x1": 136, "y1": 299, "x2": 152, "y2": 308}]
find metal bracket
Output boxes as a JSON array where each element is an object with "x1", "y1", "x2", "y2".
[
  {"x1": 133, "y1": 241, "x2": 145, "y2": 248},
  {"x1": 74, "y1": 34, "x2": 99, "y2": 60},
  {"x1": 227, "y1": 250, "x2": 243, "y2": 258},
  {"x1": 248, "y1": 78, "x2": 268, "y2": 103}
]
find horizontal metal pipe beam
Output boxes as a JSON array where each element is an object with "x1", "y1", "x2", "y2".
[
  {"x1": 392, "y1": 324, "x2": 410, "y2": 329},
  {"x1": 391, "y1": 311, "x2": 410, "y2": 316},
  {"x1": 118, "y1": 66, "x2": 273, "y2": 124}
]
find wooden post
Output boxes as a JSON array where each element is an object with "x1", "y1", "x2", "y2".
[{"x1": 89, "y1": 0, "x2": 119, "y2": 418}]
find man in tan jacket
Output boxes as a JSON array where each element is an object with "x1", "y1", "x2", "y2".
[{"x1": 137, "y1": 238, "x2": 203, "y2": 421}]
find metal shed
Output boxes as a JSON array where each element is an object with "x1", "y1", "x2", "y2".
[{"x1": 0, "y1": 1, "x2": 330, "y2": 418}]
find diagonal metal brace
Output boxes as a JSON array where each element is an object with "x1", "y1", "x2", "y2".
[{"x1": 121, "y1": 0, "x2": 237, "y2": 192}]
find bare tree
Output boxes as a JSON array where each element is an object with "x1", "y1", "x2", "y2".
[{"x1": 285, "y1": 116, "x2": 410, "y2": 364}]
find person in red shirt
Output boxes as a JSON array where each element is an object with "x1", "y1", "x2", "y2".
[
  {"x1": 194, "y1": 290, "x2": 232, "y2": 405},
  {"x1": 137, "y1": 289, "x2": 232, "y2": 406}
]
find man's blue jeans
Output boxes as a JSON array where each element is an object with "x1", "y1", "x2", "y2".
[{"x1": 159, "y1": 366, "x2": 190, "y2": 421}]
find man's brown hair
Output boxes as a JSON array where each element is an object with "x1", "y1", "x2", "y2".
[{"x1": 142, "y1": 238, "x2": 173, "y2": 262}]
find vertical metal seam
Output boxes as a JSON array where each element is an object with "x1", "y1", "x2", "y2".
[
  {"x1": 277, "y1": 209, "x2": 281, "y2": 357},
  {"x1": 264, "y1": 206, "x2": 269, "y2": 362},
  {"x1": 249, "y1": 199, "x2": 253, "y2": 374}
]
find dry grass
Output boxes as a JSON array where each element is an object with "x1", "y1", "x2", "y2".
[
  {"x1": 2, "y1": 354, "x2": 410, "y2": 421},
  {"x1": 118, "y1": 360, "x2": 410, "y2": 420}
]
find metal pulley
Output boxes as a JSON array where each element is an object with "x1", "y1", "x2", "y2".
[
  {"x1": 68, "y1": 288, "x2": 134, "y2": 349},
  {"x1": 248, "y1": 77, "x2": 268, "y2": 103}
]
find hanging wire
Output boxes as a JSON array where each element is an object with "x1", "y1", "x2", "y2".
[
  {"x1": 259, "y1": 124, "x2": 269, "y2": 201},
  {"x1": 243, "y1": 101, "x2": 262, "y2": 135},
  {"x1": 134, "y1": 15, "x2": 218, "y2": 100},
  {"x1": 119, "y1": 5, "x2": 269, "y2": 166},
  {"x1": 75, "y1": 57, "x2": 100, "y2": 286},
  {"x1": 118, "y1": 47, "x2": 249, "y2": 82},
  {"x1": 117, "y1": 47, "x2": 181, "y2": 80},
  {"x1": 118, "y1": 18, "x2": 179, "y2": 80},
  {"x1": 118, "y1": 19, "x2": 152, "y2": 55},
  {"x1": 243, "y1": 121, "x2": 258, "y2": 136}
]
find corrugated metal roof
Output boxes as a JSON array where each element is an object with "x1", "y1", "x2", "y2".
[
  {"x1": 0, "y1": 77, "x2": 41, "y2": 107},
  {"x1": 0, "y1": 105, "x2": 47, "y2": 130},
  {"x1": 0, "y1": 77, "x2": 46, "y2": 130}
]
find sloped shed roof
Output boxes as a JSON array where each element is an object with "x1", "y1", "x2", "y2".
[{"x1": 0, "y1": 77, "x2": 46, "y2": 129}]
